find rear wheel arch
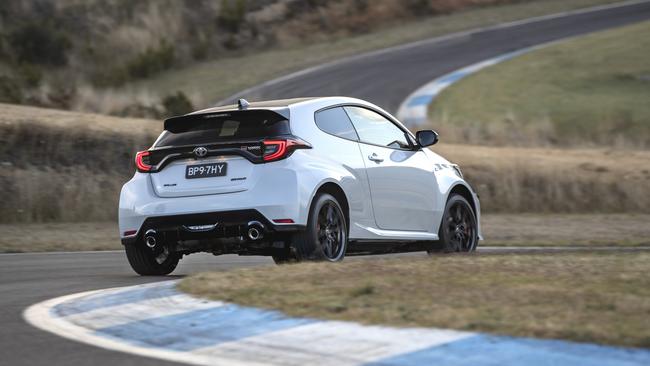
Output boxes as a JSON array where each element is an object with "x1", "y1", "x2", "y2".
[
  {"x1": 279, "y1": 190, "x2": 348, "y2": 263},
  {"x1": 313, "y1": 182, "x2": 350, "y2": 233}
]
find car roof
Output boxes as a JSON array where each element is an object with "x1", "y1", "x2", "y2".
[{"x1": 165, "y1": 96, "x2": 411, "y2": 134}]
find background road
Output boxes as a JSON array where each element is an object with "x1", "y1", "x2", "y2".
[
  {"x1": 230, "y1": 1, "x2": 650, "y2": 114},
  {"x1": 4, "y1": 2, "x2": 650, "y2": 365}
]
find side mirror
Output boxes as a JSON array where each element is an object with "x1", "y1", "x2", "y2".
[{"x1": 416, "y1": 130, "x2": 439, "y2": 147}]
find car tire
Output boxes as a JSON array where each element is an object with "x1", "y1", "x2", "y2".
[
  {"x1": 125, "y1": 242, "x2": 180, "y2": 275},
  {"x1": 290, "y1": 193, "x2": 348, "y2": 262},
  {"x1": 429, "y1": 193, "x2": 478, "y2": 254}
]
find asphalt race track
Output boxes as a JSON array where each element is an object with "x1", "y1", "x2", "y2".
[
  {"x1": 4, "y1": 248, "x2": 650, "y2": 365},
  {"x1": 1, "y1": 252, "x2": 271, "y2": 366},
  {"x1": 4, "y1": 2, "x2": 650, "y2": 365},
  {"x1": 225, "y1": 1, "x2": 650, "y2": 114}
]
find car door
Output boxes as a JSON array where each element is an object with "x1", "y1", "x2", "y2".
[
  {"x1": 313, "y1": 106, "x2": 377, "y2": 235},
  {"x1": 344, "y1": 106, "x2": 438, "y2": 232}
]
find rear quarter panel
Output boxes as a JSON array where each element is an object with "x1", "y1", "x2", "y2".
[{"x1": 289, "y1": 101, "x2": 376, "y2": 239}]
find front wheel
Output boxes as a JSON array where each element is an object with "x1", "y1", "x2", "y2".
[
  {"x1": 125, "y1": 241, "x2": 180, "y2": 275},
  {"x1": 429, "y1": 193, "x2": 478, "y2": 254},
  {"x1": 286, "y1": 193, "x2": 348, "y2": 263}
]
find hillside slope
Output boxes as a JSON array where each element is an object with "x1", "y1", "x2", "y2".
[
  {"x1": 0, "y1": 103, "x2": 157, "y2": 222},
  {"x1": 0, "y1": 0, "x2": 621, "y2": 117}
]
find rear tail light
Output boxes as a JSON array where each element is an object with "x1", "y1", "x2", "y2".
[
  {"x1": 262, "y1": 138, "x2": 311, "y2": 162},
  {"x1": 135, "y1": 151, "x2": 152, "y2": 172}
]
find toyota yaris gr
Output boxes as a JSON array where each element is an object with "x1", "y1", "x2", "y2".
[{"x1": 119, "y1": 97, "x2": 482, "y2": 275}]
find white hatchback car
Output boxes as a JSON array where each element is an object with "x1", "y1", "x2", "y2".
[{"x1": 119, "y1": 97, "x2": 481, "y2": 275}]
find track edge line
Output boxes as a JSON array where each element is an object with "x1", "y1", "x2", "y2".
[{"x1": 21, "y1": 282, "x2": 258, "y2": 366}]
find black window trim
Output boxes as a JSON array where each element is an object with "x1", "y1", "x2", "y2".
[
  {"x1": 314, "y1": 103, "x2": 420, "y2": 151},
  {"x1": 313, "y1": 105, "x2": 360, "y2": 142}
]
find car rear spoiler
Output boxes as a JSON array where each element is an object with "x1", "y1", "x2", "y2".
[{"x1": 164, "y1": 108, "x2": 290, "y2": 132}]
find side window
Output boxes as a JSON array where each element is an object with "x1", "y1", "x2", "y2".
[
  {"x1": 344, "y1": 106, "x2": 411, "y2": 149},
  {"x1": 314, "y1": 107, "x2": 359, "y2": 141}
]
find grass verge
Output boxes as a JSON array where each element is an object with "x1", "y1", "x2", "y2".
[
  {"x1": 429, "y1": 20, "x2": 650, "y2": 148},
  {"x1": 3, "y1": 214, "x2": 648, "y2": 252},
  {"x1": 117, "y1": 0, "x2": 623, "y2": 109},
  {"x1": 180, "y1": 252, "x2": 650, "y2": 348},
  {"x1": 481, "y1": 214, "x2": 650, "y2": 247},
  {"x1": 0, "y1": 222, "x2": 121, "y2": 253}
]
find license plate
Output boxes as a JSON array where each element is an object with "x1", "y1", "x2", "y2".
[{"x1": 185, "y1": 162, "x2": 227, "y2": 179}]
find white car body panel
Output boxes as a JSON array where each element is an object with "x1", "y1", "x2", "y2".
[
  {"x1": 150, "y1": 156, "x2": 252, "y2": 197},
  {"x1": 119, "y1": 96, "x2": 482, "y2": 244},
  {"x1": 357, "y1": 144, "x2": 438, "y2": 232}
]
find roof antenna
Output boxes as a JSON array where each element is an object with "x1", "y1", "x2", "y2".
[{"x1": 238, "y1": 98, "x2": 249, "y2": 110}]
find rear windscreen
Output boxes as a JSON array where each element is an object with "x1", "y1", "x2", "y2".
[{"x1": 155, "y1": 110, "x2": 290, "y2": 148}]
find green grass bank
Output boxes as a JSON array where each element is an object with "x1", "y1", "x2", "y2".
[{"x1": 429, "y1": 20, "x2": 650, "y2": 148}]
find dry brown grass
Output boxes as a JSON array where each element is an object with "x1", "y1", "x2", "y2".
[
  {"x1": 274, "y1": 0, "x2": 516, "y2": 44},
  {"x1": 180, "y1": 252, "x2": 650, "y2": 348},
  {"x1": 0, "y1": 222, "x2": 121, "y2": 253},
  {"x1": 0, "y1": 102, "x2": 159, "y2": 134},
  {"x1": 436, "y1": 143, "x2": 650, "y2": 213},
  {"x1": 481, "y1": 213, "x2": 650, "y2": 246},
  {"x1": 0, "y1": 103, "x2": 158, "y2": 223}
]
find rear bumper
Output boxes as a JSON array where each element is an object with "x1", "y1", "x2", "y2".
[
  {"x1": 120, "y1": 209, "x2": 305, "y2": 246},
  {"x1": 119, "y1": 171, "x2": 306, "y2": 239}
]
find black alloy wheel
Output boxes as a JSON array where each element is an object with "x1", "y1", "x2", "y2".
[
  {"x1": 275, "y1": 193, "x2": 348, "y2": 264},
  {"x1": 432, "y1": 193, "x2": 478, "y2": 253},
  {"x1": 316, "y1": 201, "x2": 346, "y2": 260}
]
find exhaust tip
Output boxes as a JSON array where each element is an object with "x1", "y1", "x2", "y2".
[
  {"x1": 144, "y1": 229, "x2": 157, "y2": 248},
  {"x1": 248, "y1": 227, "x2": 261, "y2": 240},
  {"x1": 246, "y1": 221, "x2": 265, "y2": 241}
]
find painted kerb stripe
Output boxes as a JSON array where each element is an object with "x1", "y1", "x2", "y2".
[{"x1": 24, "y1": 281, "x2": 650, "y2": 366}]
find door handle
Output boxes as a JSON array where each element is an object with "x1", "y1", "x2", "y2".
[{"x1": 368, "y1": 153, "x2": 384, "y2": 163}]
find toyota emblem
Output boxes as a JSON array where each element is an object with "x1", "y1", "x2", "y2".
[{"x1": 193, "y1": 147, "x2": 208, "y2": 158}]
